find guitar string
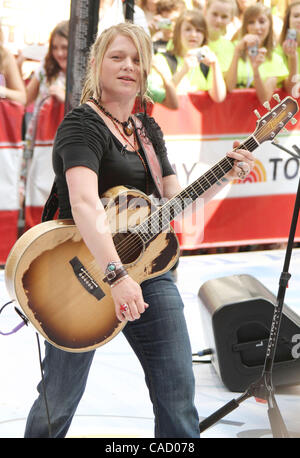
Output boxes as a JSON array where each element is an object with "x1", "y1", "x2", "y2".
[
  {"x1": 84, "y1": 113, "x2": 291, "y2": 277},
  {"x1": 110, "y1": 137, "x2": 256, "y2": 262},
  {"x1": 84, "y1": 141, "x2": 250, "y2": 278},
  {"x1": 86, "y1": 134, "x2": 262, "y2": 277},
  {"x1": 112, "y1": 118, "x2": 285, "y2": 262}
]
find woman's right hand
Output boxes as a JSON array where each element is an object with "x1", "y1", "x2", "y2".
[
  {"x1": 236, "y1": 33, "x2": 259, "y2": 53},
  {"x1": 111, "y1": 275, "x2": 149, "y2": 322}
]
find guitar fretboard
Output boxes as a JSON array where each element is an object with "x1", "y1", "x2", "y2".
[{"x1": 134, "y1": 134, "x2": 259, "y2": 243}]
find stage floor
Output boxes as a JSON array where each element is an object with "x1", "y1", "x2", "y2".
[{"x1": 1, "y1": 248, "x2": 300, "y2": 439}]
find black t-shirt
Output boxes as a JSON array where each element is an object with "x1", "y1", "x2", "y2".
[{"x1": 52, "y1": 104, "x2": 175, "y2": 218}]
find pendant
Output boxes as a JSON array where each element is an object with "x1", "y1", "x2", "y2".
[{"x1": 123, "y1": 121, "x2": 134, "y2": 136}]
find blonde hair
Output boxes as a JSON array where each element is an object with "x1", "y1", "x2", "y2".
[
  {"x1": 80, "y1": 23, "x2": 153, "y2": 104},
  {"x1": 206, "y1": 0, "x2": 237, "y2": 18}
]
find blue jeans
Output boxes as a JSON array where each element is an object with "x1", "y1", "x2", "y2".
[{"x1": 24, "y1": 272, "x2": 199, "y2": 438}]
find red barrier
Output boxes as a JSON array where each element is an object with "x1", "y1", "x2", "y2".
[
  {"x1": 20, "y1": 89, "x2": 300, "y2": 256},
  {"x1": 152, "y1": 89, "x2": 300, "y2": 248},
  {"x1": 24, "y1": 97, "x2": 65, "y2": 230},
  {"x1": 0, "y1": 100, "x2": 25, "y2": 264}
]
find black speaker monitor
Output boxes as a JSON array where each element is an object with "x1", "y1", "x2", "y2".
[{"x1": 198, "y1": 274, "x2": 300, "y2": 392}]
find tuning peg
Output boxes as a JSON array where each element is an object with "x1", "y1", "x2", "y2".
[
  {"x1": 290, "y1": 118, "x2": 297, "y2": 125},
  {"x1": 254, "y1": 109, "x2": 261, "y2": 119},
  {"x1": 263, "y1": 101, "x2": 271, "y2": 111},
  {"x1": 273, "y1": 94, "x2": 281, "y2": 103}
]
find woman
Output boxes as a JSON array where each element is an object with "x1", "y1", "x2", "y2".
[
  {"x1": 24, "y1": 20, "x2": 68, "y2": 154},
  {"x1": 25, "y1": 20, "x2": 68, "y2": 108},
  {"x1": 150, "y1": 9, "x2": 227, "y2": 102},
  {"x1": 205, "y1": 0, "x2": 236, "y2": 42},
  {"x1": 277, "y1": 1, "x2": 300, "y2": 97},
  {"x1": 225, "y1": 3, "x2": 288, "y2": 104},
  {"x1": 0, "y1": 25, "x2": 26, "y2": 104},
  {"x1": 205, "y1": 0, "x2": 236, "y2": 74},
  {"x1": 24, "y1": 23, "x2": 254, "y2": 438}
]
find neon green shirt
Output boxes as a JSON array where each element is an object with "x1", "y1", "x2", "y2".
[
  {"x1": 275, "y1": 43, "x2": 300, "y2": 75},
  {"x1": 208, "y1": 36, "x2": 235, "y2": 73},
  {"x1": 149, "y1": 52, "x2": 212, "y2": 95},
  {"x1": 235, "y1": 51, "x2": 289, "y2": 88}
]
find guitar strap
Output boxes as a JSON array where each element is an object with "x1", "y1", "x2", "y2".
[
  {"x1": 42, "y1": 180, "x2": 59, "y2": 222},
  {"x1": 132, "y1": 116, "x2": 164, "y2": 199}
]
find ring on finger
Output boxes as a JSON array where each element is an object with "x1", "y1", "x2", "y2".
[
  {"x1": 120, "y1": 303, "x2": 129, "y2": 312},
  {"x1": 237, "y1": 161, "x2": 250, "y2": 173},
  {"x1": 238, "y1": 170, "x2": 246, "y2": 179}
]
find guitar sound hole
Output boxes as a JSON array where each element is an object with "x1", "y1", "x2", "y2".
[{"x1": 113, "y1": 231, "x2": 144, "y2": 264}]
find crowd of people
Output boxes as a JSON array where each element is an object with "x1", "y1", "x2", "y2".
[
  {"x1": 0, "y1": 1, "x2": 299, "y2": 113},
  {"x1": 0, "y1": 0, "x2": 299, "y2": 255}
]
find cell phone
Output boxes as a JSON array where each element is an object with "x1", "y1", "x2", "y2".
[
  {"x1": 157, "y1": 18, "x2": 172, "y2": 29},
  {"x1": 248, "y1": 44, "x2": 258, "y2": 57},
  {"x1": 196, "y1": 50, "x2": 205, "y2": 61},
  {"x1": 286, "y1": 28, "x2": 297, "y2": 41}
]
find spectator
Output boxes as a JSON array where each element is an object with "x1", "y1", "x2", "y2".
[
  {"x1": 206, "y1": 0, "x2": 237, "y2": 41},
  {"x1": 24, "y1": 20, "x2": 68, "y2": 154},
  {"x1": 225, "y1": 3, "x2": 288, "y2": 104},
  {"x1": 0, "y1": 25, "x2": 26, "y2": 105},
  {"x1": 276, "y1": 1, "x2": 300, "y2": 97},
  {"x1": 227, "y1": 0, "x2": 258, "y2": 40},
  {"x1": 98, "y1": 0, "x2": 150, "y2": 36},
  {"x1": 205, "y1": 0, "x2": 236, "y2": 73},
  {"x1": 147, "y1": 63, "x2": 179, "y2": 108},
  {"x1": 152, "y1": 0, "x2": 185, "y2": 54},
  {"x1": 139, "y1": 0, "x2": 160, "y2": 35},
  {"x1": 149, "y1": 9, "x2": 227, "y2": 102},
  {"x1": 230, "y1": 0, "x2": 283, "y2": 41}
]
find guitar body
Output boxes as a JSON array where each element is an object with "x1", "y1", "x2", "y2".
[
  {"x1": 5, "y1": 186, "x2": 180, "y2": 352},
  {"x1": 5, "y1": 95, "x2": 299, "y2": 352}
]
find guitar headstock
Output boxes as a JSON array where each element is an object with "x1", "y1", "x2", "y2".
[{"x1": 253, "y1": 95, "x2": 299, "y2": 144}]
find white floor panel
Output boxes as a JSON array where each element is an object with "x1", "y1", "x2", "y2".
[{"x1": 1, "y1": 248, "x2": 300, "y2": 438}]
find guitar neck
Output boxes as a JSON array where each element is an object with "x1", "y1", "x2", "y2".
[{"x1": 136, "y1": 134, "x2": 259, "y2": 243}]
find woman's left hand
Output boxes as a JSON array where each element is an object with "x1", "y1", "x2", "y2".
[{"x1": 225, "y1": 140, "x2": 255, "y2": 180}]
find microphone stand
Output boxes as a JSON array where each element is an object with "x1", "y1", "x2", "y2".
[{"x1": 199, "y1": 143, "x2": 300, "y2": 438}]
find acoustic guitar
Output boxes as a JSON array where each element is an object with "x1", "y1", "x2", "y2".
[{"x1": 5, "y1": 96, "x2": 299, "y2": 352}]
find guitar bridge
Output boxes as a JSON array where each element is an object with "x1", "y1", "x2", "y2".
[{"x1": 69, "y1": 257, "x2": 105, "y2": 300}]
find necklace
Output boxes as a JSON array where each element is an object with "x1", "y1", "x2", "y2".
[
  {"x1": 89, "y1": 97, "x2": 134, "y2": 136},
  {"x1": 111, "y1": 117, "x2": 149, "y2": 195}
]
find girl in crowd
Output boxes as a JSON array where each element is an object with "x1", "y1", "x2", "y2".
[
  {"x1": 24, "y1": 22, "x2": 254, "y2": 438},
  {"x1": 25, "y1": 20, "x2": 68, "y2": 109},
  {"x1": 232, "y1": 0, "x2": 283, "y2": 41},
  {"x1": 205, "y1": 0, "x2": 236, "y2": 42},
  {"x1": 225, "y1": 3, "x2": 288, "y2": 104},
  {"x1": 24, "y1": 20, "x2": 68, "y2": 153},
  {"x1": 0, "y1": 25, "x2": 26, "y2": 104},
  {"x1": 228, "y1": 0, "x2": 258, "y2": 39},
  {"x1": 204, "y1": 0, "x2": 236, "y2": 73},
  {"x1": 277, "y1": 1, "x2": 300, "y2": 97},
  {"x1": 150, "y1": 9, "x2": 227, "y2": 102}
]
